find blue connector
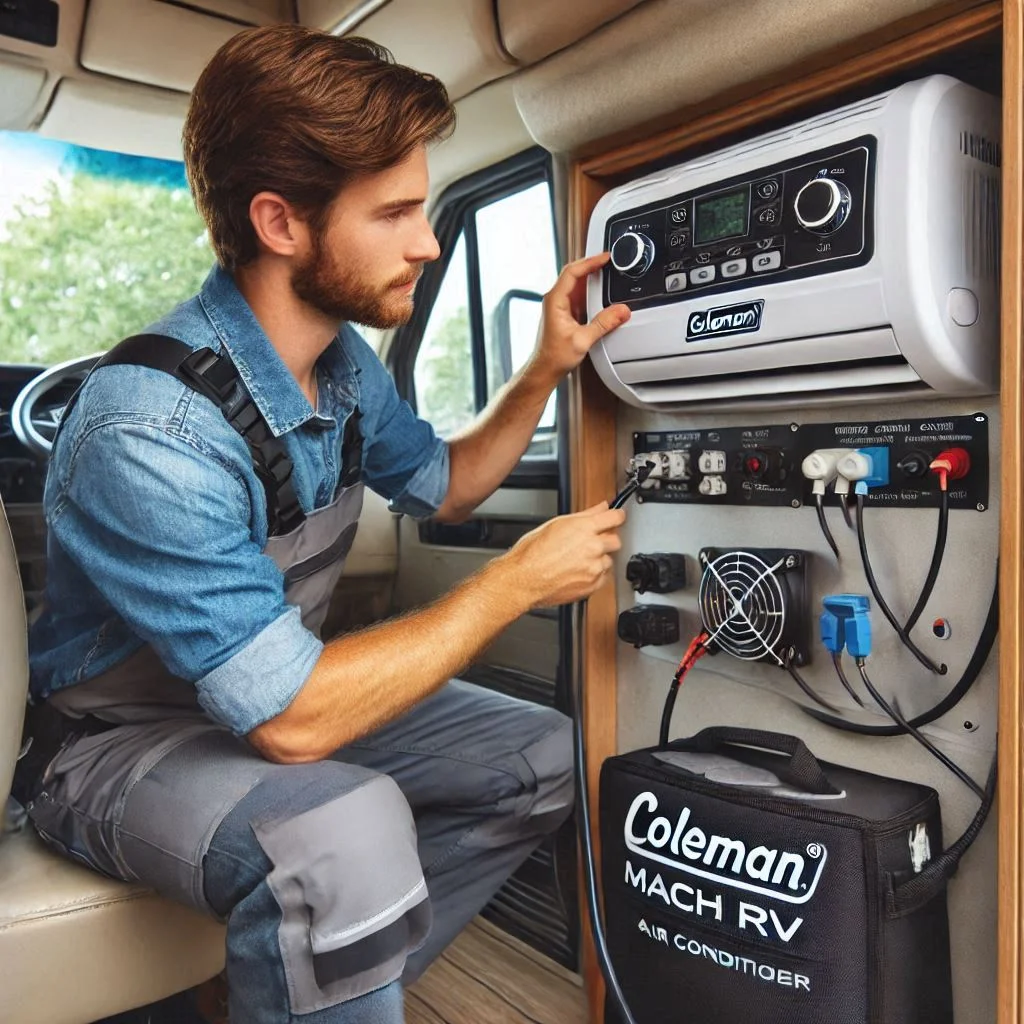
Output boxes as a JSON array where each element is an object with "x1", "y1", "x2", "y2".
[
  {"x1": 851, "y1": 446, "x2": 890, "y2": 495},
  {"x1": 821, "y1": 594, "x2": 872, "y2": 658}
]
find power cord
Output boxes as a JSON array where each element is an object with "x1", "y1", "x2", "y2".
[
  {"x1": 571, "y1": 460, "x2": 654, "y2": 1024},
  {"x1": 814, "y1": 493, "x2": 840, "y2": 559},
  {"x1": 855, "y1": 494, "x2": 947, "y2": 675},
  {"x1": 854, "y1": 659, "x2": 985, "y2": 799},
  {"x1": 659, "y1": 632, "x2": 709, "y2": 745}
]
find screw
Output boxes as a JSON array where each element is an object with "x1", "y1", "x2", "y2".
[
  {"x1": 974, "y1": 414, "x2": 986, "y2": 422},
  {"x1": 790, "y1": 423, "x2": 799, "y2": 432},
  {"x1": 785, "y1": 555, "x2": 797, "y2": 569},
  {"x1": 963, "y1": 720, "x2": 978, "y2": 732},
  {"x1": 791, "y1": 499, "x2": 801, "y2": 509},
  {"x1": 977, "y1": 503, "x2": 986, "y2": 512}
]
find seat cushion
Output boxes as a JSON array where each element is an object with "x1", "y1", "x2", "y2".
[{"x1": 0, "y1": 827, "x2": 225, "y2": 1024}]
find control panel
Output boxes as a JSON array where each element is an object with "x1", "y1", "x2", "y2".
[
  {"x1": 604, "y1": 136, "x2": 874, "y2": 311},
  {"x1": 631, "y1": 413, "x2": 989, "y2": 509}
]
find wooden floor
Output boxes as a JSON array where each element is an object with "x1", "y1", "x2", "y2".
[{"x1": 406, "y1": 918, "x2": 587, "y2": 1024}]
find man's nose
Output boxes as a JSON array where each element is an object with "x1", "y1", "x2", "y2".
[{"x1": 410, "y1": 215, "x2": 441, "y2": 264}]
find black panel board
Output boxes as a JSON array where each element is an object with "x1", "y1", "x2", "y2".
[{"x1": 632, "y1": 413, "x2": 989, "y2": 510}]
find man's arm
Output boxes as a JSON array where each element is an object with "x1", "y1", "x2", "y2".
[
  {"x1": 434, "y1": 251, "x2": 631, "y2": 523},
  {"x1": 247, "y1": 502, "x2": 625, "y2": 763}
]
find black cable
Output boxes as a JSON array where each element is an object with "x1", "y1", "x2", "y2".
[
  {"x1": 815, "y1": 493, "x2": 840, "y2": 559},
  {"x1": 572, "y1": 602, "x2": 638, "y2": 1024},
  {"x1": 831, "y1": 652, "x2": 865, "y2": 707},
  {"x1": 905, "y1": 488, "x2": 949, "y2": 633},
  {"x1": 856, "y1": 661, "x2": 985, "y2": 799},
  {"x1": 855, "y1": 494, "x2": 947, "y2": 674},
  {"x1": 839, "y1": 492, "x2": 854, "y2": 530},
  {"x1": 783, "y1": 651, "x2": 843, "y2": 713},
  {"x1": 660, "y1": 678, "x2": 681, "y2": 748},
  {"x1": 803, "y1": 567, "x2": 998, "y2": 736}
]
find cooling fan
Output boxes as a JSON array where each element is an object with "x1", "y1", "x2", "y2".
[{"x1": 697, "y1": 547, "x2": 809, "y2": 666}]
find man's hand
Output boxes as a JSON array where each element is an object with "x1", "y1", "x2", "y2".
[
  {"x1": 528, "y1": 252, "x2": 632, "y2": 383},
  {"x1": 498, "y1": 501, "x2": 627, "y2": 609}
]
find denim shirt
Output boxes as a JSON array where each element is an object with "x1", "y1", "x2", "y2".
[{"x1": 28, "y1": 266, "x2": 449, "y2": 734}]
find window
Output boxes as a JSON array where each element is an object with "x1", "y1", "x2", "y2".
[
  {"x1": 0, "y1": 131, "x2": 213, "y2": 366},
  {"x1": 409, "y1": 151, "x2": 559, "y2": 464}
]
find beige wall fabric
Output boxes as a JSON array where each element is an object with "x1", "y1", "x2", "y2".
[{"x1": 513, "y1": 0, "x2": 956, "y2": 154}]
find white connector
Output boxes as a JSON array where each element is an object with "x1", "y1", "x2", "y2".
[
  {"x1": 697, "y1": 449, "x2": 727, "y2": 475},
  {"x1": 698, "y1": 475, "x2": 727, "y2": 496},
  {"x1": 800, "y1": 448, "x2": 847, "y2": 496},
  {"x1": 835, "y1": 450, "x2": 871, "y2": 483},
  {"x1": 631, "y1": 450, "x2": 691, "y2": 483}
]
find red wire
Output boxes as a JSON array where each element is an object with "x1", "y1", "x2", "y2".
[{"x1": 673, "y1": 632, "x2": 709, "y2": 685}]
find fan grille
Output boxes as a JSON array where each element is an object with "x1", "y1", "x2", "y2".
[{"x1": 698, "y1": 550, "x2": 789, "y2": 664}]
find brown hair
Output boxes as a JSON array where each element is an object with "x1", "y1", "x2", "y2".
[{"x1": 183, "y1": 26, "x2": 455, "y2": 270}]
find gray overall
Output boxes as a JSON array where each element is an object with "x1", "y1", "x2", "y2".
[{"x1": 28, "y1": 471, "x2": 574, "y2": 1020}]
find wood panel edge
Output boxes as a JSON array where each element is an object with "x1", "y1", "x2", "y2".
[{"x1": 998, "y1": 3, "x2": 1024, "y2": 1022}]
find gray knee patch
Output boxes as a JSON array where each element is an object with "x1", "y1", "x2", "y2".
[
  {"x1": 519, "y1": 716, "x2": 574, "y2": 832},
  {"x1": 254, "y1": 773, "x2": 431, "y2": 1013}
]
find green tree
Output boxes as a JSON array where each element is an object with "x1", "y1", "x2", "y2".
[
  {"x1": 417, "y1": 304, "x2": 475, "y2": 438},
  {"x1": 0, "y1": 172, "x2": 213, "y2": 365}
]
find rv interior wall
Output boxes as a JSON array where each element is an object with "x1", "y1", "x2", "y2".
[{"x1": 553, "y1": 5, "x2": 1013, "y2": 1022}]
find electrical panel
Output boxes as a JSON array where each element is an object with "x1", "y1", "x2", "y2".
[{"x1": 632, "y1": 413, "x2": 989, "y2": 510}]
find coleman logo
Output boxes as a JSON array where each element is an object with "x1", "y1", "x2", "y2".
[
  {"x1": 624, "y1": 791, "x2": 828, "y2": 904},
  {"x1": 686, "y1": 299, "x2": 764, "y2": 341}
]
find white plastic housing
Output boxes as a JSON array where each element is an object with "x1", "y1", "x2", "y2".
[{"x1": 586, "y1": 75, "x2": 1001, "y2": 410}]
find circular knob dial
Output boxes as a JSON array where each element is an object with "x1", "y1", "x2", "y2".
[
  {"x1": 610, "y1": 231, "x2": 655, "y2": 278},
  {"x1": 794, "y1": 178, "x2": 852, "y2": 235}
]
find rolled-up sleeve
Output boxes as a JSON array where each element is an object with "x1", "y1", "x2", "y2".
[
  {"x1": 342, "y1": 327, "x2": 450, "y2": 518},
  {"x1": 50, "y1": 418, "x2": 317, "y2": 734}
]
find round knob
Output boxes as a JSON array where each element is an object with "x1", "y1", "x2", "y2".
[
  {"x1": 610, "y1": 231, "x2": 655, "y2": 278},
  {"x1": 794, "y1": 178, "x2": 852, "y2": 235}
]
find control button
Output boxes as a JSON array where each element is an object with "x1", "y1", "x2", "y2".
[
  {"x1": 670, "y1": 207, "x2": 689, "y2": 225},
  {"x1": 690, "y1": 265, "x2": 716, "y2": 285},
  {"x1": 756, "y1": 205, "x2": 780, "y2": 225},
  {"x1": 668, "y1": 230, "x2": 690, "y2": 249},
  {"x1": 695, "y1": 251, "x2": 713, "y2": 265},
  {"x1": 794, "y1": 177, "x2": 851, "y2": 234},
  {"x1": 947, "y1": 287, "x2": 979, "y2": 327},
  {"x1": 752, "y1": 251, "x2": 781, "y2": 273},
  {"x1": 756, "y1": 179, "x2": 780, "y2": 201},
  {"x1": 665, "y1": 272, "x2": 687, "y2": 293},
  {"x1": 721, "y1": 258, "x2": 747, "y2": 279},
  {"x1": 610, "y1": 231, "x2": 656, "y2": 278}
]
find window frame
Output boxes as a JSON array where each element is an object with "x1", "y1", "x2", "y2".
[{"x1": 389, "y1": 147, "x2": 559, "y2": 487}]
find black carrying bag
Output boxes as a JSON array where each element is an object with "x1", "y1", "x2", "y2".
[{"x1": 599, "y1": 727, "x2": 993, "y2": 1024}]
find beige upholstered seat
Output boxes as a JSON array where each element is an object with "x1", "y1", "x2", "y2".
[{"x1": 0, "y1": 496, "x2": 225, "y2": 1024}]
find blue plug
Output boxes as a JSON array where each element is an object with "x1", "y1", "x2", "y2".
[
  {"x1": 821, "y1": 594, "x2": 872, "y2": 657},
  {"x1": 852, "y1": 447, "x2": 890, "y2": 495}
]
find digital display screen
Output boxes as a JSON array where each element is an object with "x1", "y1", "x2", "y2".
[{"x1": 694, "y1": 187, "x2": 750, "y2": 245}]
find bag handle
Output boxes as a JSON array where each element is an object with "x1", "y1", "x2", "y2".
[
  {"x1": 885, "y1": 754, "x2": 997, "y2": 918},
  {"x1": 669, "y1": 727, "x2": 842, "y2": 796}
]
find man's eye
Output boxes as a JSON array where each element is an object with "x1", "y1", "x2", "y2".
[{"x1": 385, "y1": 209, "x2": 407, "y2": 223}]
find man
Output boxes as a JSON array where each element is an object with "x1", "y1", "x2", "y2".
[{"x1": 21, "y1": 24, "x2": 630, "y2": 1024}]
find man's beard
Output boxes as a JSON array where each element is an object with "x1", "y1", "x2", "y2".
[{"x1": 291, "y1": 233, "x2": 419, "y2": 329}]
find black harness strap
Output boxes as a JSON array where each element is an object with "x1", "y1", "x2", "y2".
[{"x1": 63, "y1": 334, "x2": 305, "y2": 536}]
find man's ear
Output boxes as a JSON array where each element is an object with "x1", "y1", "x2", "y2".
[{"x1": 249, "y1": 192, "x2": 312, "y2": 257}]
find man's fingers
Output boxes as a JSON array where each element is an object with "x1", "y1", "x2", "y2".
[
  {"x1": 590, "y1": 507, "x2": 627, "y2": 532},
  {"x1": 548, "y1": 251, "x2": 613, "y2": 302},
  {"x1": 581, "y1": 303, "x2": 632, "y2": 346}
]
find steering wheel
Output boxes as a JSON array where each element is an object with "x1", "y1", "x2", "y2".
[{"x1": 11, "y1": 353, "x2": 103, "y2": 459}]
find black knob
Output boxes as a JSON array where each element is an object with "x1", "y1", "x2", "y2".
[
  {"x1": 794, "y1": 177, "x2": 851, "y2": 235},
  {"x1": 626, "y1": 553, "x2": 687, "y2": 594},
  {"x1": 617, "y1": 605, "x2": 680, "y2": 648},
  {"x1": 610, "y1": 231, "x2": 655, "y2": 278}
]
